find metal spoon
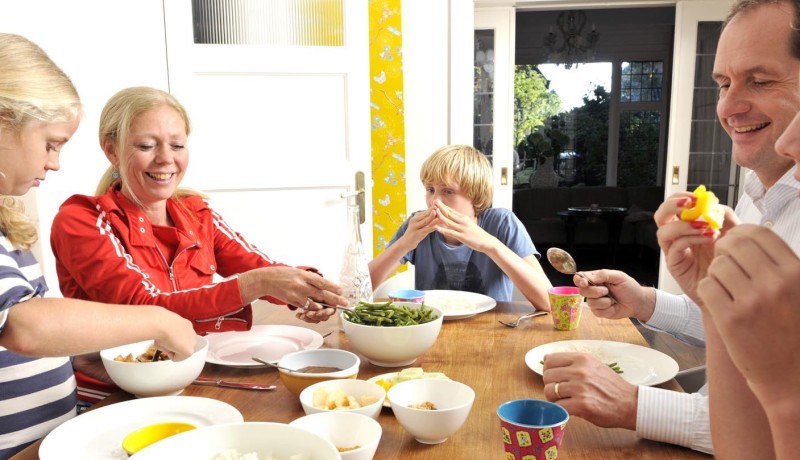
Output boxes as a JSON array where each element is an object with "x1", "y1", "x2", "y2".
[
  {"x1": 251, "y1": 357, "x2": 344, "y2": 374},
  {"x1": 546, "y1": 247, "x2": 598, "y2": 286},
  {"x1": 546, "y1": 247, "x2": 616, "y2": 302},
  {"x1": 251, "y1": 356, "x2": 301, "y2": 372},
  {"x1": 302, "y1": 299, "x2": 352, "y2": 312}
]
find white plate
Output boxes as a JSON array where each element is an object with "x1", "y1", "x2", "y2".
[
  {"x1": 129, "y1": 422, "x2": 340, "y2": 459},
  {"x1": 368, "y1": 373, "x2": 399, "y2": 408},
  {"x1": 422, "y1": 290, "x2": 497, "y2": 320},
  {"x1": 524, "y1": 339, "x2": 679, "y2": 386},
  {"x1": 205, "y1": 325, "x2": 324, "y2": 367},
  {"x1": 367, "y1": 371, "x2": 452, "y2": 408},
  {"x1": 39, "y1": 396, "x2": 243, "y2": 460}
]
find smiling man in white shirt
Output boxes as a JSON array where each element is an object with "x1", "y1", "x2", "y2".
[{"x1": 540, "y1": 0, "x2": 800, "y2": 454}]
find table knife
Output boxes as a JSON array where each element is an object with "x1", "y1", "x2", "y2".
[{"x1": 193, "y1": 377, "x2": 276, "y2": 391}]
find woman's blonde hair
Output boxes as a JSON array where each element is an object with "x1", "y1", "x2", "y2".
[
  {"x1": 420, "y1": 144, "x2": 493, "y2": 215},
  {"x1": 0, "y1": 33, "x2": 81, "y2": 249},
  {"x1": 96, "y1": 87, "x2": 205, "y2": 202}
]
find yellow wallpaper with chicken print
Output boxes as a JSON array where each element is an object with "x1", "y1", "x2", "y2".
[{"x1": 368, "y1": 0, "x2": 406, "y2": 259}]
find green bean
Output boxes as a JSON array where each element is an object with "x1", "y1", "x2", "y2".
[
  {"x1": 539, "y1": 360, "x2": 623, "y2": 374},
  {"x1": 341, "y1": 301, "x2": 440, "y2": 326}
]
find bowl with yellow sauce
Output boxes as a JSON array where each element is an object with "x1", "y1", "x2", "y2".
[{"x1": 122, "y1": 422, "x2": 196, "y2": 455}]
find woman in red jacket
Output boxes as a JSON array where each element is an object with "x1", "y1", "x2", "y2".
[{"x1": 51, "y1": 86, "x2": 348, "y2": 402}]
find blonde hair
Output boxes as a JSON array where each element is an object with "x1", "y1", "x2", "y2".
[
  {"x1": 420, "y1": 144, "x2": 493, "y2": 215},
  {"x1": 96, "y1": 87, "x2": 205, "y2": 202},
  {"x1": 0, "y1": 33, "x2": 80, "y2": 249}
]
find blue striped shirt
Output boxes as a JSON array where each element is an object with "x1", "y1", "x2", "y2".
[{"x1": 0, "y1": 231, "x2": 76, "y2": 459}]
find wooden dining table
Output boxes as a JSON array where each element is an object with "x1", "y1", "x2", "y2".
[{"x1": 14, "y1": 300, "x2": 710, "y2": 459}]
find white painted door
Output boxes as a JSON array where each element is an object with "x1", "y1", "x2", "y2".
[
  {"x1": 659, "y1": 0, "x2": 730, "y2": 292},
  {"x1": 474, "y1": 7, "x2": 516, "y2": 210},
  {"x1": 163, "y1": 1, "x2": 371, "y2": 281}
]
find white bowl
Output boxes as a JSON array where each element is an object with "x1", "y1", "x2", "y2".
[
  {"x1": 387, "y1": 378, "x2": 475, "y2": 444},
  {"x1": 341, "y1": 302, "x2": 443, "y2": 367},
  {"x1": 290, "y1": 412, "x2": 382, "y2": 460},
  {"x1": 100, "y1": 336, "x2": 207, "y2": 398},
  {"x1": 299, "y1": 378, "x2": 386, "y2": 420},
  {"x1": 129, "y1": 421, "x2": 339, "y2": 459},
  {"x1": 277, "y1": 348, "x2": 361, "y2": 396}
]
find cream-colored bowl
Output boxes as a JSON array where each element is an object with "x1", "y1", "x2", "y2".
[
  {"x1": 387, "y1": 378, "x2": 475, "y2": 444},
  {"x1": 100, "y1": 336, "x2": 207, "y2": 398},
  {"x1": 290, "y1": 411, "x2": 382, "y2": 460},
  {"x1": 341, "y1": 303, "x2": 443, "y2": 367},
  {"x1": 278, "y1": 348, "x2": 361, "y2": 396},
  {"x1": 299, "y1": 378, "x2": 386, "y2": 420}
]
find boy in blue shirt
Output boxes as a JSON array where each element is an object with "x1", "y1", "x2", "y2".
[{"x1": 369, "y1": 144, "x2": 552, "y2": 308}]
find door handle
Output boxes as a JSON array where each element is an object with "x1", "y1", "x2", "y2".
[{"x1": 340, "y1": 171, "x2": 366, "y2": 224}]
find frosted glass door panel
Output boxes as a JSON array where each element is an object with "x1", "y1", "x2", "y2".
[{"x1": 193, "y1": 0, "x2": 344, "y2": 45}]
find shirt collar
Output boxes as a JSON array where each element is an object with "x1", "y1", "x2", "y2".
[{"x1": 744, "y1": 165, "x2": 799, "y2": 216}]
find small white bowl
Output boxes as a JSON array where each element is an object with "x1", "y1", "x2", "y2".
[
  {"x1": 100, "y1": 336, "x2": 207, "y2": 398},
  {"x1": 290, "y1": 412, "x2": 382, "y2": 460},
  {"x1": 277, "y1": 348, "x2": 361, "y2": 396},
  {"x1": 387, "y1": 378, "x2": 475, "y2": 444},
  {"x1": 299, "y1": 379, "x2": 386, "y2": 420},
  {"x1": 341, "y1": 302, "x2": 443, "y2": 367}
]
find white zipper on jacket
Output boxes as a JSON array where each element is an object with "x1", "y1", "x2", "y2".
[
  {"x1": 153, "y1": 240, "x2": 245, "y2": 329},
  {"x1": 154, "y1": 243, "x2": 194, "y2": 292},
  {"x1": 196, "y1": 308, "x2": 247, "y2": 329}
]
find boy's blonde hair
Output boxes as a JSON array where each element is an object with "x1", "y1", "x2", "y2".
[
  {"x1": 0, "y1": 33, "x2": 81, "y2": 250},
  {"x1": 420, "y1": 144, "x2": 493, "y2": 215}
]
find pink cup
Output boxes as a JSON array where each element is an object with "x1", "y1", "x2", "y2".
[{"x1": 548, "y1": 286, "x2": 584, "y2": 331}]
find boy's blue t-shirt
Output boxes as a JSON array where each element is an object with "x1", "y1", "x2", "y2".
[{"x1": 390, "y1": 207, "x2": 539, "y2": 301}]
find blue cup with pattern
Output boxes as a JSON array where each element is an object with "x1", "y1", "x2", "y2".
[
  {"x1": 497, "y1": 399, "x2": 569, "y2": 459},
  {"x1": 388, "y1": 289, "x2": 425, "y2": 303}
]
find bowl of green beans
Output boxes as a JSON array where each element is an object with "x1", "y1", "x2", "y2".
[{"x1": 341, "y1": 301, "x2": 444, "y2": 367}]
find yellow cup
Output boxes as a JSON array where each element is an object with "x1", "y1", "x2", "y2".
[{"x1": 548, "y1": 286, "x2": 584, "y2": 331}]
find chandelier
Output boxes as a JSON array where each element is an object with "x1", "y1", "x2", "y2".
[
  {"x1": 475, "y1": 38, "x2": 494, "y2": 76},
  {"x1": 544, "y1": 10, "x2": 600, "y2": 69}
]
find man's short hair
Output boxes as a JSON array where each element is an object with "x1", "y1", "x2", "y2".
[{"x1": 722, "y1": 0, "x2": 800, "y2": 58}]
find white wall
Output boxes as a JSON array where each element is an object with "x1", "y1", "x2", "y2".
[
  {"x1": 402, "y1": 0, "x2": 477, "y2": 215},
  {"x1": 0, "y1": 0, "x2": 169, "y2": 296},
  {"x1": 1, "y1": 0, "x2": 460, "y2": 296},
  {"x1": 402, "y1": 1, "x2": 451, "y2": 213}
]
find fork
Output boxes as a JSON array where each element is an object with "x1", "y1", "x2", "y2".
[{"x1": 498, "y1": 310, "x2": 548, "y2": 327}]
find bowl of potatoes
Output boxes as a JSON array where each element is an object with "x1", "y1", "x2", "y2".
[{"x1": 298, "y1": 378, "x2": 386, "y2": 420}]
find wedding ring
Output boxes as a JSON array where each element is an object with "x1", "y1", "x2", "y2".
[
  {"x1": 303, "y1": 297, "x2": 312, "y2": 309},
  {"x1": 554, "y1": 382, "x2": 562, "y2": 399}
]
